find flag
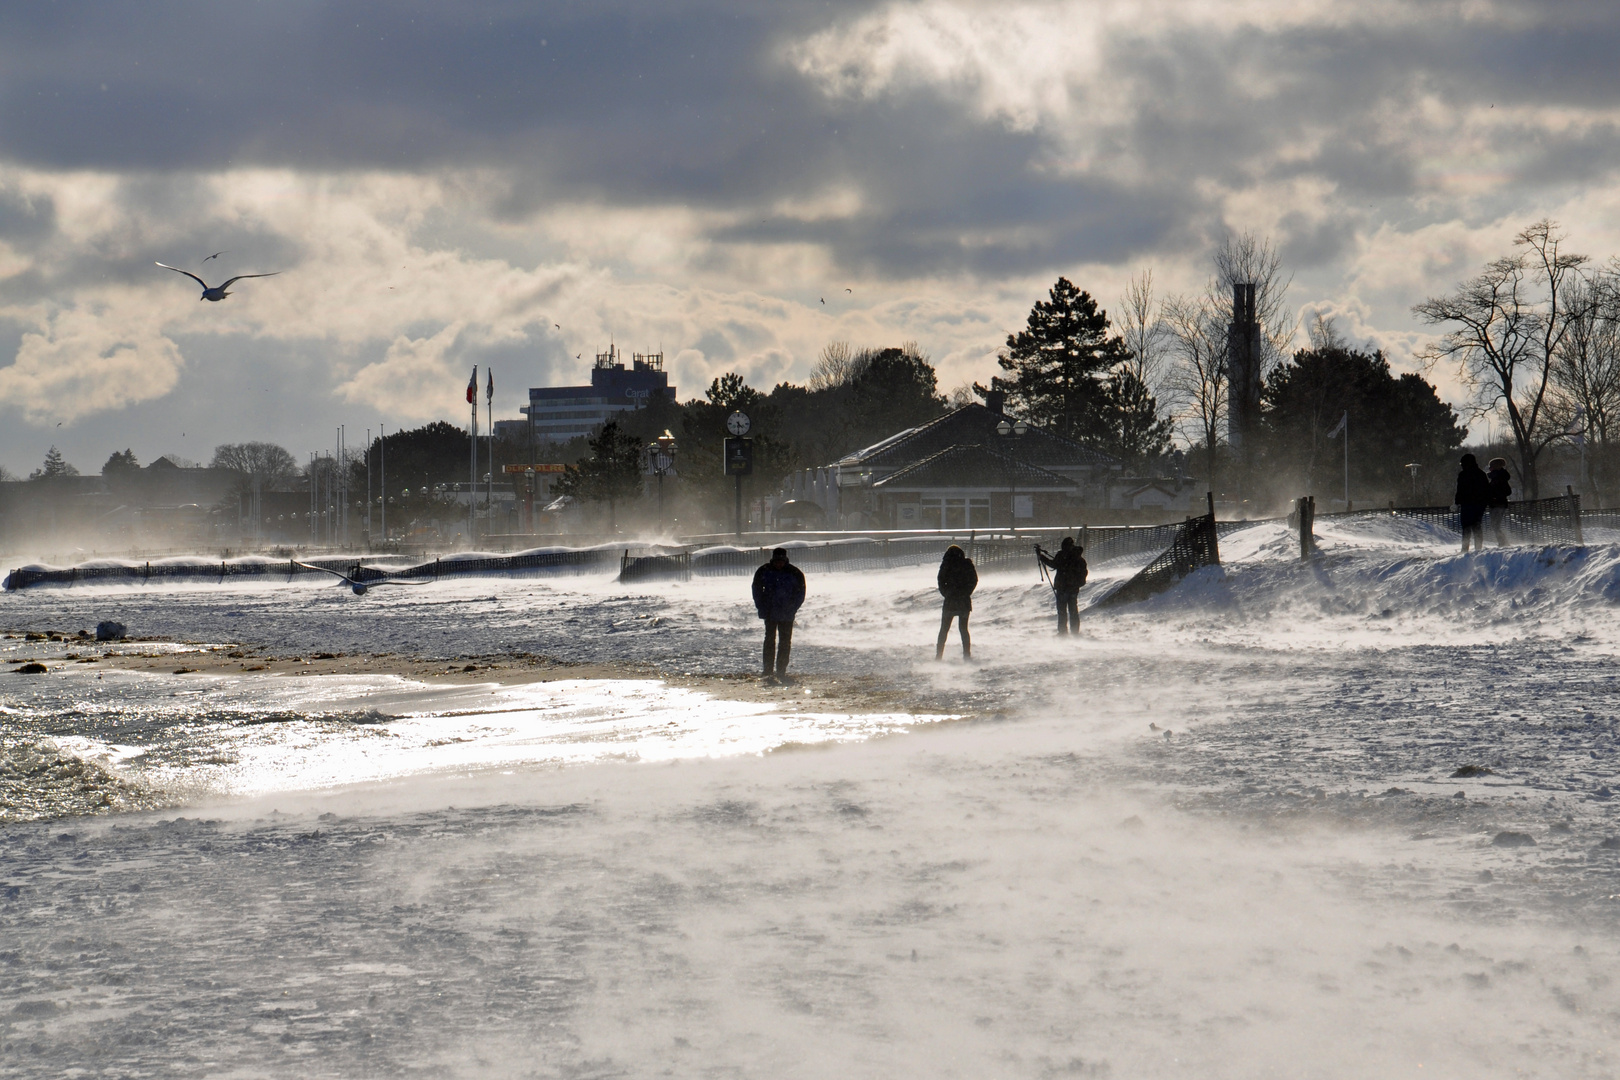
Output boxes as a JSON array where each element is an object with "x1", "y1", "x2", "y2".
[
  {"x1": 1567, "y1": 406, "x2": 1585, "y2": 448},
  {"x1": 466, "y1": 366, "x2": 477, "y2": 404},
  {"x1": 1326, "y1": 410, "x2": 1347, "y2": 438},
  {"x1": 486, "y1": 367, "x2": 494, "y2": 403}
]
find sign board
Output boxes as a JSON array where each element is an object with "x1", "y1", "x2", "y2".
[
  {"x1": 723, "y1": 437, "x2": 754, "y2": 477},
  {"x1": 503, "y1": 464, "x2": 570, "y2": 474}
]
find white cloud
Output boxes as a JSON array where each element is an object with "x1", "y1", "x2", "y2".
[{"x1": 0, "y1": 302, "x2": 182, "y2": 424}]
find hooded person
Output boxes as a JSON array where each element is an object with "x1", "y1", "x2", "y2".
[
  {"x1": 1455, "y1": 453, "x2": 1490, "y2": 553},
  {"x1": 752, "y1": 547, "x2": 807, "y2": 683},
  {"x1": 935, "y1": 544, "x2": 978, "y2": 660},
  {"x1": 1486, "y1": 457, "x2": 1513, "y2": 546},
  {"x1": 1036, "y1": 536, "x2": 1087, "y2": 635}
]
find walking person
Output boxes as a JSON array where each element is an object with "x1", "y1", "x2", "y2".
[
  {"x1": 1486, "y1": 457, "x2": 1513, "y2": 547},
  {"x1": 752, "y1": 547, "x2": 806, "y2": 684},
  {"x1": 935, "y1": 544, "x2": 978, "y2": 660},
  {"x1": 1035, "y1": 536, "x2": 1088, "y2": 636},
  {"x1": 1455, "y1": 453, "x2": 1490, "y2": 553}
]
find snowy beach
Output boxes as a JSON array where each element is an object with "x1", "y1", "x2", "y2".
[{"x1": 3, "y1": 521, "x2": 1620, "y2": 1077}]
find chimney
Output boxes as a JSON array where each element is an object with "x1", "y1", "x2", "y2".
[{"x1": 983, "y1": 389, "x2": 1006, "y2": 414}]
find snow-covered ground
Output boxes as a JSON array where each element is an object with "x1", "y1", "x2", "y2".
[{"x1": 3, "y1": 522, "x2": 1620, "y2": 1078}]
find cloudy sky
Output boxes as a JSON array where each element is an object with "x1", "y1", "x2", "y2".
[{"x1": 1, "y1": 0, "x2": 1617, "y2": 476}]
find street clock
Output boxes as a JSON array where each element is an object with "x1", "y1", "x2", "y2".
[{"x1": 726, "y1": 411, "x2": 752, "y2": 436}]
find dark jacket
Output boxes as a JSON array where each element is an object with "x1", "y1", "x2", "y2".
[
  {"x1": 752, "y1": 561, "x2": 806, "y2": 622},
  {"x1": 1486, "y1": 467, "x2": 1512, "y2": 508},
  {"x1": 1038, "y1": 546, "x2": 1088, "y2": 593},
  {"x1": 1455, "y1": 464, "x2": 1490, "y2": 507},
  {"x1": 937, "y1": 553, "x2": 979, "y2": 614}
]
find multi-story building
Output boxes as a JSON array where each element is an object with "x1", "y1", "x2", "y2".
[{"x1": 515, "y1": 348, "x2": 676, "y2": 444}]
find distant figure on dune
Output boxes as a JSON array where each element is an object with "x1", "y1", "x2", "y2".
[
  {"x1": 1486, "y1": 457, "x2": 1513, "y2": 546},
  {"x1": 752, "y1": 547, "x2": 806, "y2": 684},
  {"x1": 935, "y1": 544, "x2": 978, "y2": 661},
  {"x1": 1455, "y1": 453, "x2": 1490, "y2": 553},
  {"x1": 1036, "y1": 536, "x2": 1087, "y2": 636}
]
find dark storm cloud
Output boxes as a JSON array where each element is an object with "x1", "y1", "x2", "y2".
[
  {"x1": 0, "y1": 0, "x2": 1206, "y2": 275},
  {"x1": 5, "y1": 0, "x2": 1620, "y2": 281}
]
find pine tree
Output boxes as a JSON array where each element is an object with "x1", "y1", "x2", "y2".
[
  {"x1": 1096, "y1": 370, "x2": 1175, "y2": 462},
  {"x1": 31, "y1": 445, "x2": 79, "y2": 480},
  {"x1": 101, "y1": 449, "x2": 140, "y2": 476},
  {"x1": 988, "y1": 277, "x2": 1135, "y2": 443},
  {"x1": 555, "y1": 420, "x2": 643, "y2": 526}
]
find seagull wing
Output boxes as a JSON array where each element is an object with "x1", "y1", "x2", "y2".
[
  {"x1": 367, "y1": 577, "x2": 433, "y2": 587},
  {"x1": 294, "y1": 561, "x2": 353, "y2": 582},
  {"x1": 218, "y1": 272, "x2": 281, "y2": 289},
  {"x1": 156, "y1": 262, "x2": 210, "y2": 289}
]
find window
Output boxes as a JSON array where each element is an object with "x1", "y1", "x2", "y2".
[{"x1": 919, "y1": 496, "x2": 991, "y2": 529}]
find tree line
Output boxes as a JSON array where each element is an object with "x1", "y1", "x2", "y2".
[{"x1": 15, "y1": 218, "x2": 1616, "y2": 523}]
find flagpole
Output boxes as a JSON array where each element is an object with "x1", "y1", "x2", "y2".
[
  {"x1": 1343, "y1": 410, "x2": 1349, "y2": 510},
  {"x1": 469, "y1": 366, "x2": 478, "y2": 545},
  {"x1": 486, "y1": 368, "x2": 495, "y2": 540}
]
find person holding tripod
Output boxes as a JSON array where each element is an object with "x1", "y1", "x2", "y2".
[{"x1": 1035, "y1": 536, "x2": 1087, "y2": 636}]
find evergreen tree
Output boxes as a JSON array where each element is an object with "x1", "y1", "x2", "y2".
[
  {"x1": 30, "y1": 445, "x2": 79, "y2": 480},
  {"x1": 1261, "y1": 346, "x2": 1465, "y2": 502},
  {"x1": 1095, "y1": 369, "x2": 1175, "y2": 462},
  {"x1": 101, "y1": 449, "x2": 140, "y2": 476},
  {"x1": 987, "y1": 277, "x2": 1137, "y2": 445},
  {"x1": 555, "y1": 420, "x2": 643, "y2": 525}
]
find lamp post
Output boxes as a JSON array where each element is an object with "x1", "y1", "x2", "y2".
[
  {"x1": 1405, "y1": 462, "x2": 1421, "y2": 503},
  {"x1": 648, "y1": 429, "x2": 678, "y2": 523},
  {"x1": 996, "y1": 417, "x2": 1029, "y2": 531}
]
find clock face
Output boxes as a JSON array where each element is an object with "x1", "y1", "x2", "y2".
[{"x1": 726, "y1": 411, "x2": 751, "y2": 436}]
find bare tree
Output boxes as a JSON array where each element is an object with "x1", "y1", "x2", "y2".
[
  {"x1": 1414, "y1": 219, "x2": 1589, "y2": 498},
  {"x1": 211, "y1": 442, "x2": 299, "y2": 489},
  {"x1": 1162, "y1": 293, "x2": 1229, "y2": 486},
  {"x1": 1119, "y1": 269, "x2": 1170, "y2": 394},
  {"x1": 810, "y1": 340, "x2": 854, "y2": 391},
  {"x1": 1550, "y1": 265, "x2": 1620, "y2": 497},
  {"x1": 1212, "y1": 230, "x2": 1295, "y2": 371},
  {"x1": 1305, "y1": 311, "x2": 1346, "y2": 351}
]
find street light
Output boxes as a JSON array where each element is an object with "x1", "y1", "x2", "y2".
[
  {"x1": 1405, "y1": 462, "x2": 1421, "y2": 502},
  {"x1": 648, "y1": 429, "x2": 678, "y2": 522},
  {"x1": 996, "y1": 418, "x2": 1029, "y2": 531}
]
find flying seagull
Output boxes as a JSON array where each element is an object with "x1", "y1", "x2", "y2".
[
  {"x1": 203, "y1": 251, "x2": 227, "y2": 263},
  {"x1": 296, "y1": 561, "x2": 432, "y2": 596},
  {"x1": 156, "y1": 262, "x2": 280, "y2": 301}
]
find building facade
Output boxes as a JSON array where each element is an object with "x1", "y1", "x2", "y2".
[{"x1": 518, "y1": 348, "x2": 676, "y2": 444}]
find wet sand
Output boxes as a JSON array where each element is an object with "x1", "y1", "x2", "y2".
[{"x1": 2, "y1": 631, "x2": 926, "y2": 718}]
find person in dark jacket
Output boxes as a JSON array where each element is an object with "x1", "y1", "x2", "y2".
[
  {"x1": 935, "y1": 544, "x2": 978, "y2": 660},
  {"x1": 1036, "y1": 536, "x2": 1088, "y2": 635},
  {"x1": 1455, "y1": 452, "x2": 1490, "y2": 552},
  {"x1": 752, "y1": 547, "x2": 806, "y2": 683},
  {"x1": 1486, "y1": 457, "x2": 1512, "y2": 546}
]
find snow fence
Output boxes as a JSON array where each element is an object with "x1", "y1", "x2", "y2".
[
  {"x1": 1, "y1": 547, "x2": 623, "y2": 591},
  {"x1": 1095, "y1": 512, "x2": 1223, "y2": 608},
  {"x1": 1312, "y1": 493, "x2": 1586, "y2": 547},
  {"x1": 4, "y1": 525, "x2": 1209, "y2": 591}
]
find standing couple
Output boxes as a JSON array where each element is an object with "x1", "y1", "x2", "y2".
[{"x1": 933, "y1": 537, "x2": 1089, "y2": 660}]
